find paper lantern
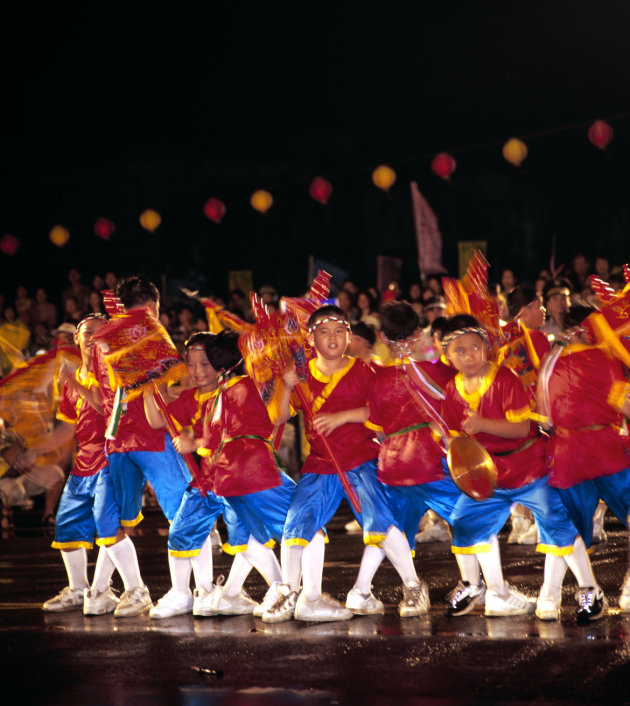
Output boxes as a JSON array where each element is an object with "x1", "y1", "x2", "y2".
[
  {"x1": 372, "y1": 165, "x2": 397, "y2": 192},
  {"x1": 49, "y1": 225, "x2": 70, "y2": 247},
  {"x1": 431, "y1": 153, "x2": 457, "y2": 181},
  {"x1": 588, "y1": 120, "x2": 614, "y2": 150},
  {"x1": 502, "y1": 138, "x2": 528, "y2": 167},
  {"x1": 94, "y1": 217, "x2": 115, "y2": 241},
  {"x1": 250, "y1": 190, "x2": 273, "y2": 214},
  {"x1": 0, "y1": 234, "x2": 19, "y2": 255},
  {"x1": 139, "y1": 209, "x2": 161, "y2": 232},
  {"x1": 203, "y1": 198, "x2": 226, "y2": 224},
  {"x1": 309, "y1": 177, "x2": 333, "y2": 205}
]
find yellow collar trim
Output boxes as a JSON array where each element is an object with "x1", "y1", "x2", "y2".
[
  {"x1": 309, "y1": 357, "x2": 356, "y2": 415},
  {"x1": 381, "y1": 356, "x2": 413, "y2": 367},
  {"x1": 76, "y1": 368, "x2": 99, "y2": 389},
  {"x1": 192, "y1": 388, "x2": 219, "y2": 426},
  {"x1": 454, "y1": 362, "x2": 500, "y2": 412}
]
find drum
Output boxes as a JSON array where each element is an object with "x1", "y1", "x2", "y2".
[{"x1": 447, "y1": 436, "x2": 496, "y2": 501}]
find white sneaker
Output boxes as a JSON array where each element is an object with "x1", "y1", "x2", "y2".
[
  {"x1": 507, "y1": 516, "x2": 530, "y2": 544},
  {"x1": 535, "y1": 593, "x2": 561, "y2": 621},
  {"x1": 414, "y1": 521, "x2": 451, "y2": 544},
  {"x1": 518, "y1": 523, "x2": 539, "y2": 546},
  {"x1": 294, "y1": 592, "x2": 353, "y2": 622},
  {"x1": 212, "y1": 585, "x2": 258, "y2": 615},
  {"x1": 261, "y1": 584, "x2": 299, "y2": 623},
  {"x1": 345, "y1": 587, "x2": 384, "y2": 615},
  {"x1": 398, "y1": 582, "x2": 430, "y2": 618},
  {"x1": 253, "y1": 581, "x2": 280, "y2": 618},
  {"x1": 149, "y1": 588, "x2": 193, "y2": 620},
  {"x1": 42, "y1": 586, "x2": 84, "y2": 612},
  {"x1": 113, "y1": 584, "x2": 153, "y2": 618},
  {"x1": 619, "y1": 573, "x2": 630, "y2": 612},
  {"x1": 485, "y1": 582, "x2": 535, "y2": 617},
  {"x1": 193, "y1": 586, "x2": 216, "y2": 617},
  {"x1": 592, "y1": 502, "x2": 608, "y2": 544},
  {"x1": 83, "y1": 584, "x2": 119, "y2": 616},
  {"x1": 344, "y1": 519, "x2": 362, "y2": 534}
]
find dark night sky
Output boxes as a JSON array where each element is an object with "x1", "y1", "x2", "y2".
[{"x1": 2, "y1": 2, "x2": 630, "y2": 300}]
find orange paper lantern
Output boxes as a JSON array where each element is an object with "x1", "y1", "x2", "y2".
[
  {"x1": 0, "y1": 234, "x2": 19, "y2": 255},
  {"x1": 139, "y1": 209, "x2": 162, "y2": 232},
  {"x1": 94, "y1": 217, "x2": 115, "y2": 241},
  {"x1": 250, "y1": 190, "x2": 273, "y2": 214},
  {"x1": 309, "y1": 177, "x2": 333, "y2": 205},
  {"x1": 431, "y1": 153, "x2": 457, "y2": 181},
  {"x1": 502, "y1": 138, "x2": 528, "y2": 167},
  {"x1": 588, "y1": 120, "x2": 614, "y2": 150},
  {"x1": 203, "y1": 198, "x2": 226, "y2": 224},
  {"x1": 372, "y1": 165, "x2": 397, "y2": 192},
  {"x1": 49, "y1": 225, "x2": 70, "y2": 247}
]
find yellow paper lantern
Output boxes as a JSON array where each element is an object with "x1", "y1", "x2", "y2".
[
  {"x1": 372, "y1": 164, "x2": 397, "y2": 192},
  {"x1": 250, "y1": 190, "x2": 273, "y2": 214},
  {"x1": 49, "y1": 224, "x2": 70, "y2": 248},
  {"x1": 139, "y1": 209, "x2": 162, "y2": 232},
  {"x1": 502, "y1": 138, "x2": 528, "y2": 167}
]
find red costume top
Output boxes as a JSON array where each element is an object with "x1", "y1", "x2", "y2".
[
  {"x1": 198, "y1": 375, "x2": 281, "y2": 497},
  {"x1": 442, "y1": 363, "x2": 547, "y2": 489},
  {"x1": 540, "y1": 345, "x2": 630, "y2": 488},
  {"x1": 297, "y1": 357, "x2": 379, "y2": 475},
  {"x1": 91, "y1": 343, "x2": 166, "y2": 454},
  {"x1": 498, "y1": 322, "x2": 550, "y2": 408},
  {"x1": 57, "y1": 371, "x2": 107, "y2": 476},
  {"x1": 368, "y1": 358, "x2": 455, "y2": 485}
]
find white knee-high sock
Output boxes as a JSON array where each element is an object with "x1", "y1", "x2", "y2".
[
  {"x1": 540, "y1": 554, "x2": 568, "y2": 601},
  {"x1": 191, "y1": 536, "x2": 213, "y2": 592},
  {"x1": 381, "y1": 526, "x2": 419, "y2": 587},
  {"x1": 564, "y1": 536, "x2": 598, "y2": 588},
  {"x1": 61, "y1": 548, "x2": 89, "y2": 590},
  {"x1": 281, "y1": 539, "x2": 303, "y2": 591},
  {"x1": 244, "y1": 535, "x2": 282, "y2": 585},
  {"x1": 90, "y1": 546, "x2": 116, "y2": 593},
  {"x1": 222, "y1": 552, "x2": 253, "y2": 597},
  {"x1": 302, "y1": 531, "x2": 326, "y2": 601},
  {"x1": 353, "y1": 544, "x2": 385, "y2": 594},
  {"x1": 168, "y1": 552, "x2": 192, "y2": 594},
  {"x1": 455, "y1": 553, "x2": 482, "y2": 586},
  {"x1": 475, "y1": 535, "x2": 505, "y2": 593},
  {"x1": 106, "y1": 536, "x2": 143, "y2": 592}
]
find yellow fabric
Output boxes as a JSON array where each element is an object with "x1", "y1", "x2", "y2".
[
  {"x1": 451, "y1": 542, "x2": 492, "y2": 554},
  {"x1": 505, "y1": 405, "x2": 532, "y2": 423},
  {"x1": 454, "y1": 363, "x2": 499, "y2": 412},
  {"x1": 364, "y1": 420, "x2": 383, "y2": 432},
  {"x1": 169, "y1": 548, "x2": 202, "y2": 558},
  {"x1": 51, "y1": 540, "x2": 93, "y2": 550},
  {"x1": 536, "y1": 543, "x2": 575, "y2": 556},
  {"x1": 221, "y1": 543, "x2": 248, "y2": 555},
  {"x1": 120, "y1": 511, "x2": 144, "y2": 528},
  {"x1": 56, "y1": 412, "x2": 77, "y2": 425},
  {"x1": 309, "y1": 356, "x2": 356, "y2": 415},
  {"x1": 607, "y1": 380, "x2": 630, "y2": 412},
  {"x1": 95, "y1": 536, "x2": 118, "y2": 547}
]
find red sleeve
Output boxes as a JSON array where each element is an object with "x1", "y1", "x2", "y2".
[
  {"x1": 501, "y1": 368, "x2": 532, "y2": 422},
  {"x1": 56, "y1": 381, "x2": 78, "y2": 425}
]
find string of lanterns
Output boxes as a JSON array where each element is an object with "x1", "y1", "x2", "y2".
[{"x1": 0, "y1": 119, "x2": 617, "y2": 255}]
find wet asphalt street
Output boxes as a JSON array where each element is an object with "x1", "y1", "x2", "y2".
[{"x1": 2, "y1": 504, "x2": 630, "y2": 706}]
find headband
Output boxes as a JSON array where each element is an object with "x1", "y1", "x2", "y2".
[
  {"x1": 384, "y1": 332, "x2": 421, "y2": 357},
  {"x1": 76, "y1": 313, "x2": 109, "y2": 331},
  {"x1": 545, "y1": 286, "x2": 570, "y2": 299},
  {"x1": 308, "y1": 316, "x2": 351, "y2": 335},
  {"x1": 441, "y1": 327, "x2": 489, "y2": 347}
]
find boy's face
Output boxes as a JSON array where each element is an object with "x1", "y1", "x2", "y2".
[
  {"x1": 517, "y1": 298, "x2": 545, "y2": 329},
  {"x1": 186, "y1": 348, "x2": 218, "y2": 391},
  {"x1": 445, "y1": 332, "x2": 487, "y2": 376},
  {"x1": 348, "y1": 335, "x2": 370, "y2": 360},
  {"x1": 75, "y1": 319, "x2": 106, "y2": 361},
  {"x1": 308, "y1": 318, "x2": 350, "y2": 361}
]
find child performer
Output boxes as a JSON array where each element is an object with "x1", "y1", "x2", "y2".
[
  {"x1": 538, "y1": 306, "x2": 630, "y2": 617},
  {"x1": 263, "y1": 305, "x2": 428, "y2": 623},
  {"x1": 42, "y1": 314, "x2": 122, "y2": 615},
  {"x1": 441, "y1": 314, "x2": 600, "y2": 622}
]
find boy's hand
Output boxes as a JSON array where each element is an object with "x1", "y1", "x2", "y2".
[
  {"x1": 282, "y1": 367, "x2": 299, "y2": 391},
  {"x1": 313, "y1": 411, "x2": 347, "y2": 436},
  {"x1": 462, "y1": 409, "x2": 486, "y2": 436},
  {"x1": 173, "y1": 433, "x2": 196, "y2": 455}
]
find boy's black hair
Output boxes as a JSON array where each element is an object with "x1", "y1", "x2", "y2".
[
  {"x1": 307, "y1": 304, "x2": 349, "y2": 330},
  {"x1": 429, "y1": 315, "x2": 449, "y2": 338},
  {"x1": 506, "y1": 286, "x2": 539, "y2": 319},
  {"x1": 564, "y1": 306, "x2": 594, "y2": 329},
  {"x1": 350, "y1": 322, "x2": 376, "y2": 347},
  {"x1": 185, "y1": 331, "x2": 216, "y2": 351},
  {"x1": 439, "y1": 314, "x2": 484, "y2": 342},
  {"x1": 114, "y1": 274, "x2": 159, "y2": 309},
  {"x1": 204, "y1": 330, "x2": 244, "y2": 375},
  {"x1": 380, "y1": 301, "x2": 419, "y2": 341}
]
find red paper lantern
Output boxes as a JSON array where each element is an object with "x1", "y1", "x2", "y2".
[
  {"x1": 94, "y1": 217, "x2": 115, "y2": 241},
  {"x1": 431, "y1": 153, "x2": 457, "y2": 181},
  {"x1": 0, "y1": 234, "x2": 19, "y2": 255},
  {"x1": 588, "y1": 120, "x2": 614, "y2": 150},
  {"x1": 203, "y1": 198, "x2": 226, "y2": 224},
  {"x1": 309, "y1": 177, "x2": 333, "y2": 205}
]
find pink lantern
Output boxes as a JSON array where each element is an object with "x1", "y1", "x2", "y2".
[
  {"x1": 309, "y1": 177, "x2": 333, "y2": 205},
  {"x1": 94, "y1": 217, "x2": 115, "y2": 241},
  {"x1": 431, "y1": 153, "x2": 457, "y2": 181},
  {"x1": 0, "y1": 234, "x2": 19, "y2": 255},
  {"x1": 203, "y1": 198, "x2": 226, "y2": 224},
  {"x1": 588, "y1": 120, "x2": 614, "y2": 150}
]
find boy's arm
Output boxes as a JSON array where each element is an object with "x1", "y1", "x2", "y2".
[
  {"x1": 313, "y1": 406, "x2": 369, "y2": 436},
  {"x1": 276, "y1": 368, "x2": 299, "y2": 425},
  {"x1": 462, "y1": 410, "x2": 529, "y2": 439},
  {"x1": 143, "y1": 388, "x2": 167, "y2": 429}
]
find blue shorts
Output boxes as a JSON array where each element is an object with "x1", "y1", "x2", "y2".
[
  {"x1": 283, "y1": 459, "x2": 401, "y2": 546},
  {"x1": 168, "y1": 486, "x2": 225, "y2": 556},
  {"x1": 384, "y1": 462, "x2": 462, "y2": 549},
  {"x1": 52, "y1": 468, "x2": 120, "y2": 550},
  {"x1": 557, "y1": 466, "x2": 630, "y2": 547},
  {"x1": 451, "y1": 476, "x2": 578, "y2": 555},
  {"x1": 107, "y1": 433, "x2": 190, "y2": 525},
  {"x1": 222, "y1": 471, "x2": 296, "y2": 549}
]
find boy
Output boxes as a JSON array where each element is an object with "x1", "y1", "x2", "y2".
[
  {"x1": 538, "y1": 306, "x2": 630, "y2": 614},
  {"x1": 263, "y1": 305, "x2": 427, "y2": 623},
  {"x1": 441, "y1": 314, "x2": 601, "y2": 623}
]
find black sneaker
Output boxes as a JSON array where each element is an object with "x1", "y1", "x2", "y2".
[
  {"x1": 576, "y1": 586, "x2": 607, "y2": 625},
  {"x1": 445, "y1": 581, "x2": 486, "y2": 617}
]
